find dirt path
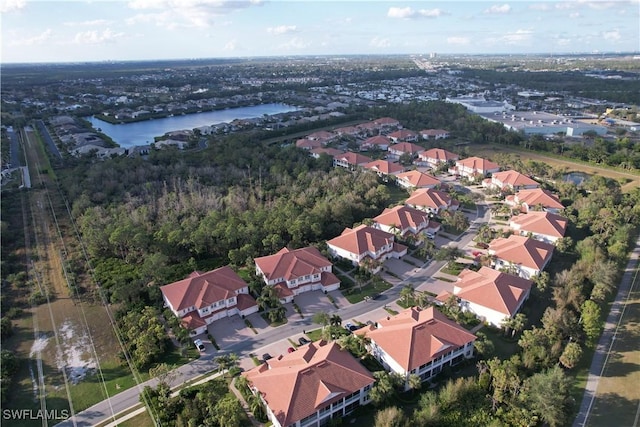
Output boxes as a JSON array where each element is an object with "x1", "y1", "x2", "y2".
[{"x1": 472, "y1": 144, "x2": 640, "y2": 192}]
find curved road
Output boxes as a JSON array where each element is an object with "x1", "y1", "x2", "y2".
[{"x1": 57, "y1": 201, "x2": 489, "y2": 427}]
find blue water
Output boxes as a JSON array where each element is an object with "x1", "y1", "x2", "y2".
[
  {"x1": 564, "y1": 171, "x2": 590, "y2": 185},
  {"x1": 85, "y1": 103, "x2": 298, "y2": 148}
]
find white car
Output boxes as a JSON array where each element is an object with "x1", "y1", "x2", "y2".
[{"x1": 194, "y1": 339, "x2": 205, "y2": 352}]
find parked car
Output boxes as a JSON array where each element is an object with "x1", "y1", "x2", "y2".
[
  {"x1": 194, "y1": 339, "x2": 205, "y2": 352},
  {"x1": 287, "y1": 347, "x2": 295, "y2": 353},
  {"x1": 425, "y1": 232, "x2": 435, "y2": 240},
  {"x1": 371, "y1": 293, "x2": 382, "y2": 300},
  {"x1": 345, "y1": 322, "x2": 358, "y2": 332},
  {"x1": 262, "y1": 353, "x2": 273, "y2": 362},
  {"x1": 477, "y1": 242, "x2": 490, "y2": 249},
  {"x1": 298, "y1": 337, "x2": 311, "y2": 345}
]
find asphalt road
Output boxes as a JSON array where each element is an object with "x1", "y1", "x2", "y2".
[
  {"x1": 7, "y1": 127, "x2": 22, "y2": 168},
  {"x1": 57, "y1": 201, "x2": 489, "y2": 427}
]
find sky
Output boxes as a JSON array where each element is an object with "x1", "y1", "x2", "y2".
[{"x1": 2, "y1": 0, "x2": 639, "y2": 63}]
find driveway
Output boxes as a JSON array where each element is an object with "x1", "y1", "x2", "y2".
[
  {"x1": 208, "y1": 312, "x2": 269, "y2": 350},
  {"x1": 293, "y1": 290, "x2": 341, "y2": 316}
]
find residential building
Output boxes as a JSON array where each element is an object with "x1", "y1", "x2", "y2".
[
  {"x1": 388, "y1": 142, "x2": 424, "y2": 158},
  {"x1": 505, "y1": 188, "x2": 564, "y2": 213},
  {"x1": 358, "y1": 307, "x2": 476, "y2": 388},
  {"x1": 489, "y1": 235, "x2": 555, "y2": 279},
  {"x1": 254, "y1": 247, "x2": 341, "y2": 303},
  {"x1": 420, "y1": 129, "x2": 450, "y2": 140},
  {"x1": 373, "y1": 117, "x2": 400, "y2": 129},
  {"x1": 405, "y1": 188, "x2": 459, "y2": 215},
  {"x1": 450, "y1": 267, "x2": 533, "y2": 327},
  {"x1": 360, "y1": 135, "x2": 391, "y2": 151},
  {"x1": 418, "y1": 148, "x2": 459, "y2": 169},
  {"x1": 482, "y1": 170, "x2": 540, "y2": 192},
  {"x1": 307, "y1": 130, "x2": 336, "y2": 144},
  {"x1": 387, "y1": 129, "x2": 418, "y2": 143},
  {"x1": 326, "y1": 225, "x2": 407, "y2": 271},
  {"x1": 310, "y1": 147, "x2": 344, "y2": 160},
  {"x1": 363, "y1": 160, "x2": 404, "y2": 178},
  {"x1": 243, "y1": 340, "x2": 375, "y2": 427},
  {"x1": 333, "y1": 152, "x2": 372, "y2": 170},
  {"x1": 160, "y1": 267, "x2": 258, "y2": 335},
  {"x1": 296, "y1": 138, "x2": 323, "y2": 150},
  {"x1": 373, "y1": 205, "x2": 441, "y2": 239},
  {"x1": 449, "y1": 156, "x2": 500, "y2": 181},
  {"x1": 395, "y1": 170, "x2": 441, "y2": 190},
  {"x1": 509, "y1": 211, "x2": 568, "y2": 244}
]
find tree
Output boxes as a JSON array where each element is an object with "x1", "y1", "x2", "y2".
[
  {"x1": 510, "y1": 313, "x2": 527, "y2": 338},
  {"x1": 370, "y1": 371, "x2": 397, "y2": 406},
  {"x1": 374, "y1": 406, "x2": 407, "y2": 427},
  {"x1": 330, "y1": 314, "x2": 342, "y2": 327},
  {"x1": 434, "y1": 245, "x2": 463, "y2": 262},
  {"x1": 257, "y1": 285, "x2": 279, "y2": 310},
  {"x1": 313, "y1": 311, "x2": 330, "y2": 328},
  {"x1": 522, "y1": 366, "x2": 573, "y2": 427},
  {"x1": 212, "y1": 395, "x2": 245, "y2": 427},
  {"x1": 399, "y1": 285, "x2": 415, "y2": 306},
  {"x1": 407, "y1": 373, "x2": 422, "y2": 395},
  {"x1": 580, "y1": 300, "x2": 603, "y2": 345},
  {"x1": 559, "y1": 341, "x2": 582, "y2": 369}
]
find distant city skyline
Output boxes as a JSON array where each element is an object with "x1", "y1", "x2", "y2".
[{"x1": 2, "y1": 0, "x2": 639, "y2": 64}]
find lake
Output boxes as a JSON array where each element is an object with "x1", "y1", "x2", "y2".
[
  {"x1": 564, "y1": 171, "x2": 590, "y2": 185},
  {"x1": 84, "y1": 103, "x2": 298, "y2": 148}
]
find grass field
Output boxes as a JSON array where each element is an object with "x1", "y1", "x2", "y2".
[
  {"x1": 586, "y1": 267, "x2": 640, "y2": 427},
  {"x1": 471, "y1": 144, "x2": 640, "y2": 193}
]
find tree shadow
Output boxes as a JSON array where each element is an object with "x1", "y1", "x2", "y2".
[{"x1": 587, "y1": 392, "x2": 638, "y2": 427}]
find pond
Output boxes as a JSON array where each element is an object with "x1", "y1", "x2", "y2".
[
  {"x1": 564, "y1": 171, "x2": 591, "y2": 185},
  {"x1": 84, "y1": 103, "x2": 298, "y2": 148}
]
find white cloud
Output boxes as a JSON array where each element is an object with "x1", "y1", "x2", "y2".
[
  {"x1": 8, "y1": 29, "x2": 52, "y2": 47},
  {"x1": 279, "y1": 37, "x2": 310, "y2": 50},
  {"x1": 0, "y1": 0, "x2": 26, "y2": 13},
  {"x1": 502, "y1": 29, "x2": 533, "y2": 44},
  {"x1": 73, "y1": 28, "x2": 125, "y2": 45},
  {"x1": 484, "y1": 4, "x2": 511, "y2": 14},
  {"x1": 529, "y1": 4, "x2": 550, "y2": 11},
  {"x1": 603, "y1": 29, "x2": 621, "y2": 41},
  {"x1": 370, "y1": 37, "x2": 391, "y2": 48},
  {"x1": 388, "y1": 6, "x2": 414, "y2": 19},
  {"x1": 447, "y1": 36, "x2": 470, "y2": 46},
  {"x1": 224, "y1": 40, "x2": 237, "y2": 51},
  {"x1": 64, "y1": 19, "x2": 111, "y2": 27},
  {"x1": 126, "y1": 0, "x2": 262, "y2": 29},
  {"x1": 388, "y1": 6, "x2": 444, "y2": 19},
  {"x1": 267, "y1": 25, "x2": 298, "y2": 35},
  {"x1": 570, "y1": 12, "x2": 581, "y2": 18}
]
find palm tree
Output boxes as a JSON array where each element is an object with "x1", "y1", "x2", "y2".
[
  {"x1": 330, "y1": 314, "x2": 342, "y2": 327},
  {"x1": 400, "y1": 285, "x2": 415, "y2": 306},
  {"x1": 510, "y1": 313, "x2": 527, "y2": 338},
  {"x1": 407, "y1": 373, "x2": 422, "y2": 395},
  {"x1": 313, "y1": 311, "x2": 330, "y2": 328}
]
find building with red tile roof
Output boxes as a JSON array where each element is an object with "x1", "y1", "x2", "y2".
[
  {"x1": 449, "y1": 156, "x2": 500, "y2": 181},
  {"x1": 243, "y1": 340, "x2": 375, "y2": 427},
  {"x1": 360, "y1": 135, "x2": 391, "y2": 151},
  {"x1": 363, "y1": 160, "x2": 404, "y2": 177},
  {"x1": 160, "y1": 267, "x2": 258, "y2": 335},
  {"x1": 334, "y1": 125, "x2": 361, "y2": 137},
  {"x1": 296, "y1": 138, "x2": 323, "y2": 150},
  {"x1": 405, "y1": 188, "x2": 459, "y2": 215},
  {"x1": 418, "y1": 148, "x2": 459, "y2": 168},
  {"x1": 395, "y1": 170, "x2": 441, "y2": 190},
  {"x1": 420, "y1": 129, "x2": 450, "y2": 140},
  {"x1": 489, "y1": 235, "x2": 555, "y2": 279},
  {"x1": 307, "y1": 130, "x2": 336, "y2": 143},
  {"x1": 359, "y1": 307, "x2": 475, "y2": 388},
  {"x1": 387, "y1": 129, "x2": 418, "y2": 143},
  {"x1": 388, "y1": 142, "x2": 424, "y2": 158},
  {"x1": 452, "y1": 267, "x2": 533, "y2": 327},
  {"x1": 509, "y1": 211, "x2": 568, "y2": 244},
  {"x1": 483, "y1": 170, "x2": 540, "y2": 192},
  {"x1": 373, "y1": 205, "x2": 441, "y2": 239},
  {"x1": 373, "y1": 117, "x2": 400, "y2": 128},
  {"x1": 326, "y1": 224, "x2": 407, "y2": 271},
  {"x1": 254, "y1": 247, "x2": 340, "y2": 302},
  {"x1": 333, "y1": 152, "x2": 372, "y2": 169},
  {"x1": 309, "y1": 147, "x2": 344, "y2": 160},
  {"x1": 505, "y1": 188, "x2": 564, "y2": 213}
]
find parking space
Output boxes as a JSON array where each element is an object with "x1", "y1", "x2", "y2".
[
  {"x1": 208, "y1": 312, "x2": 269, "y2": 350},
  {"x1": 383, "y1": 258, "x2": 415, "y2": 280},
  {"x1": 293, "y1": 290, "x2": 340, "y2": 316}
]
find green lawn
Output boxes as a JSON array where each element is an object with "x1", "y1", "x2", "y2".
[{"x1": 342, "y1": 279, "x2": 392, "y2": 304}]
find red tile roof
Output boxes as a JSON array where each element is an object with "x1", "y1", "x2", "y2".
[
  {"x1": 374, "y1": 117, "x2": 400, "y2": 126},
  {"x1": 296, "y1": 138, "x2": 323, "y2": 150},
  {"x1": 395, "y1": 170, "x2": 441, "y2": 188},
  {"x1": 335, "y1": 152, "x2": 372, "y2": 166},
  {"x1": 389, "y1": 142, "x2": 423, "y2": 154},
  {"x1": 421, "y1": 129, "x2": 450, "y2": 137},
  {"x1": 364, "y1": 307, "x2": 476, "y2": 371},
  {"x1": 507, "y1": 188, "x2": 563, "y2": 211},
  {"x1": 364, "y1": 160, "x2": 405, "y2": 175},
  {"x1": 160, "y1": 266, "x2": 248, "y2": 312},
  {"x1": 243, "y1": 341, "x2": 374, "y2": 427},
  {"x1": 420, "y1": 148, "x2": 458, "y2": 162},
  {"x1": 311, "y1": 147, "x2": 344, "y2": 157},
  {"x1": 489, "y1": 235, "x2": 554, "y2": 270},
  {"x1": 326, "y1": 224, "x2": 395, "y2": 256},
  {"x1": 510, "y1": 211, "x2": 568, "y2": 238},
  {"x1": 255, "y1": 247, "x2": 332, "y2": 283},
  {"x1": 388, "y1": 130, "x2": 417, "y2": 141},
  {"x1": 491, "y1": 170, "x2": 539, "y2": 188},
  {"x1": 361, "y1": 135, "x2": 391, "y2": 148},
  {"x1": 405, "y1": 188, "x2": 454, "y2": 210},
  {"x1": 373, "y1": 205, "x2": 429, "y2": 233},
  {"x1": 456, "y1": 156, "x2": 499, "y2": 171},
  {"x1": 455, "y1": 267, "x2": 533, "y2": 316}
]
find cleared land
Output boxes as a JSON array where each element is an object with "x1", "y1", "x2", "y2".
[{"x1": 472, "y1": 144, "x2": 640, "y2": 193}]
